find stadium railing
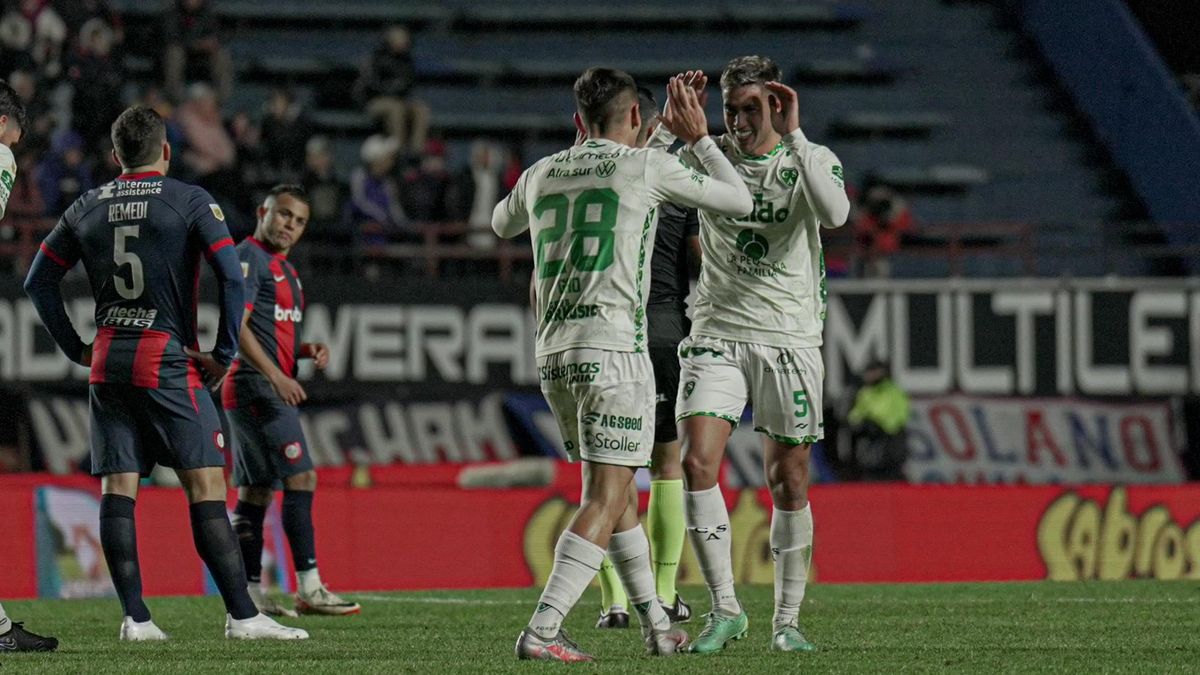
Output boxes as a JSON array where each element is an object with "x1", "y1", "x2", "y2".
[{"x1": 4, "y1": 218, "x2": 1196, "y2": 280}]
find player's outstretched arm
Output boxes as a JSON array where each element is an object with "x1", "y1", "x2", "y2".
[
  {"x1": 491, "y1": 168, "x2": 533, "y2": 239},
  {"x1": 23, "y1": 225, "x2": 88, "y2": 365},
  {"x1": 765, "y1": 81, "x2": 850, "y2": 228},
  {"x1": 654, "y1": 76, "x2": 753, "y2": 219},
  {"x1": 205, "y1": 241, "x2": 246, "y2": 366}
]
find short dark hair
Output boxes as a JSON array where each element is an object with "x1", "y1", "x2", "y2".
[
  {"x1": 720, "y1": 55, "x2": 781, "y2": 92},
  {"x1": 635, "y1": 85, "x2": 657, "y2": 125},
  {"x1": 266, "y1": 183, "x2": 309, "y2": 207},
  {"x1": 111, "y1": 106, "x2": 166, "y2": 168},
  {"x1": 0, "y1": 80, "x2": 27, "y2": 136},
  {"x1": 573, "y1": 67, "x2": 637, "y2": 132}
]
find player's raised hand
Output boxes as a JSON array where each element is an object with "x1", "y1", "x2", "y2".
[
  {"x1": 660, "y1": 74, "x2": 709, "y2": 146},
  {"x1": 683, "y1": 70, "x2": 709, "y2": 108},
  {"x1": 307, "y1": 343, "x2": 330, "y2": 370},
  {"x1": 764, "y1": 80, "x2": 801, "y2": 137},
  {"x1": 270, "y1": 374, "x2": 308, "y2": 407},
  {"x1": 184, "y1": 347, "x2": 230, "y2": 391}
]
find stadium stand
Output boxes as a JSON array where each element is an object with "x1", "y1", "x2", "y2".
[{"x1": 1, "y1": 0, "x2": 1193, "y2": 278}]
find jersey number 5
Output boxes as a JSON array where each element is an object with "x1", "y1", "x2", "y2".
[
  {"x1": 113, "y1": 225, "x2": 145, "y2": 299},
  {"x1": 533, "y1": 188, "x2": 618, "y2": 279}
]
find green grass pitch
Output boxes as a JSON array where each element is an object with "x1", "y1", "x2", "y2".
[{"x1": 3, "y1": 582, "x2": 1197, "y2": 673}]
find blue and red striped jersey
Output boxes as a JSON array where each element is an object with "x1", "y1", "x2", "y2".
[
  {"x1": 28, "y1": 172, "x2": 244, "y2": 388},
  {"x1": 224, "y1": 236, "x2": 305, "y2": 399}
]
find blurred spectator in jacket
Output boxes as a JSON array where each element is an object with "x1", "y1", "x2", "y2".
[
  {"x1": 260, "y1": 87, "x2": 313, "y2": 180},
  {"x1": 0, "y1": 1, "x2": 67, "y2": 82},
  {"x1": 56, "y1": 0, "x2": 124, "y2": 52},
  {"x1": 301, "y1": 136, "x2": 349, "y2": 241},
  {"x1": 846, "y1": 360, "x2": 909, "y2": 481},
  {"x1": 350, "y1": 133, "x2": 409, "y2": 244},
  {"x1": 852, "y1": 175, "x2": 913, "y2": 278},
  {"x1": 67, "y1": 18, "x2": 124, "y2": 155},
  {"x1": 401, "y1": 138, "x2": 453, "y2": 224},
  {"x1": 138, "y1": 85, "x2": 185, "y2": 149},
  {"x1": 176, "y1": 82, "x2": 234, "y2": 178},
  {"x1": 459, "y1": 139, "x2": 506, "y2": 249},
  {"x1": 36, "y1": 128, "x2": 94, "y2": 215},
  {"x1": 7, "y1": 69, "x2": 52, "y2": 157},
  {"x1": 354, "y1": 24, "x2": 429, "y2": 156},
  {"x1": 162, "y1": 0, "x2": 232, "y2": 102}
]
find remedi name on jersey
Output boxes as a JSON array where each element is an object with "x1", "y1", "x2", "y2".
[{"x1": 107, "y1": 201, "x2": 148, "y2": 222}]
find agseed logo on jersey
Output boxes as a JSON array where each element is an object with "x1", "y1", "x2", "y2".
[
  {"x1": 596, "y1": 160, "x2": 616, "y2": 177},
  {"x1": 582, "y1": 411, "x2": 643, "y2": 431},
  {"x1": 779, "y1": 167, "x2": 798, "y2": 187},
  {"x1": 539, "y1": 361, "x2": 602, "y2": 384},
  {"x1": 735, "y1": 192, "x2": 789, "y2": 224},
  {"x1": 274, "y1": 305, "x2": 303, "y2": 322}
]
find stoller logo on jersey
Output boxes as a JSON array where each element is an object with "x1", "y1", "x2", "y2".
[
  {"x1": 274, "y1": 305, "x2": 302, "y2": 322},
  {"x1": 581, "y1": 410, "x2": 643, "y2": 453}
]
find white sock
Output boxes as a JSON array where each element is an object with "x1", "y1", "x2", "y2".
[
  {"x1": 297, "y1": 567, "x2": 323, "y2": 595},
  {"x1": 608, "y1": 525, "x2": 670, "y2": 634},
  {"x1": 528, "y1": 530, "x2": 605, "y2": 638},
  {"x1": 685, "y1": 485, "x2": 740, "y2": 616},
  {"x1": 0, "y1": 602, "x2": 9, "y2": 635},
  {"x1": 770, "y1": 504, "x2": 813, "y2": 629}
]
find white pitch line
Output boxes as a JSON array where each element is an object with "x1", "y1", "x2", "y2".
[{"x1": 350, "y1": 595, "x2": 527, "y2": 605}]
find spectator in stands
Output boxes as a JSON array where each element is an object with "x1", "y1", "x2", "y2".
[
  {"x1": 56, "y1": 0, "x2": 124, "y2": 53},
  {"x1": 852, "y1": 175, "x2": 913, "y2": 278},
  {"x1": 229, "y1": 109, "x2": 266, "y2": 190},
  {"x1": 846, "y1": 360, "x2": 909, "y2": 481},
  {"x1": 162, "y1": 0, "x2": 232, "y2": 103},
  {"x1": 354, "y1": 25, "x2": 429, "y2": 157},
  {"x1": 301, "y1": 136, "x2": 349, "y2": 241},
  {"x1": 0, "y1": 1, "x2": 68, "y2": 83},
  {"x1": 66, "y1": 18, "x2": 124, "y2": 155},
  {"x1": 259, "y1": 87, "x2": 313, "y2": 180},
  {"x1": 401, "y1": 138, "x2": 453, "y2": 224},
  {"x1": 176, "y1": 82, "x2": 235, "y2": 179},
  {"x1": 137, "y1": 85, "x2": 184, "y2": 150},
  {"x1": 349, "y1": 133, "x2": 409, "y2": 245},
  {"x1": 35, "y1": 128, "x2": 94, "y2": 216},
  {"x1": 458, "y1": 139, "x2": 507, "y2": 249},
  {"x1": 7, "y1": 69, "x2": 52, "y2": 157}
]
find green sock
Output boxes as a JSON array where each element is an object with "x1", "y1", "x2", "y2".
[
  {"x1": 648, "y1": 479, "x2": 685, "y2": 601},
  {"x1": 598, "y1": 555, "x2": 627, "y2": 611}
]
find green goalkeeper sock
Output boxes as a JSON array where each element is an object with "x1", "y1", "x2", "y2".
[
  {"x1": 648, "y1": 479, "x2": 685, "y2": 601},
  {"x1": 597, "y1": 555, "x2": 627, "y2": 611}
]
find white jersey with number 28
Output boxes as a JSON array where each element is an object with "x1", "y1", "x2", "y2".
[{"x1": 494, "y1": 136, "x2": 752, "y2": 357}]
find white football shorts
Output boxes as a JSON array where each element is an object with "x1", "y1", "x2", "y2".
[
  {"x1": 675, "y1": 335, "x2": 825, "y2": 445},
  {"x1": 539, "y1": 348, "x2": 655, "y2": 467}
]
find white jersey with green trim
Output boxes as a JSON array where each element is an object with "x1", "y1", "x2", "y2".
[
  {"x1": 680, "y1": 128, "x2": 849, "y2": 348},
  {"x1": 0, "y1": 144, "x2": 16, "y2": 220},
  {"x1": 493, "y1": 136, "x2": 752, "y2": 358}
]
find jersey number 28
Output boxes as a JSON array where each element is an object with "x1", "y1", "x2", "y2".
[{"x1": 534, "y1": 188, "x2": 618, "y2": 279}]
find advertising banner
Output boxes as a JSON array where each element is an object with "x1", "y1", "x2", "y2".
[
  {"x1": 3, "y1": 474, "x2": 1198, "y2": 599},
  {"x1": 905, "y1": 395, "x2": 1185, "y2": 484}
]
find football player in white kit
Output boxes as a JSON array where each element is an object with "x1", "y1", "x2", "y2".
[
  {"x1": 658, "y1": 56, "x2": 850, "y2": 654},
  {"x1": 493, "y1": 67, "x2": 752, "y2": 662}
]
